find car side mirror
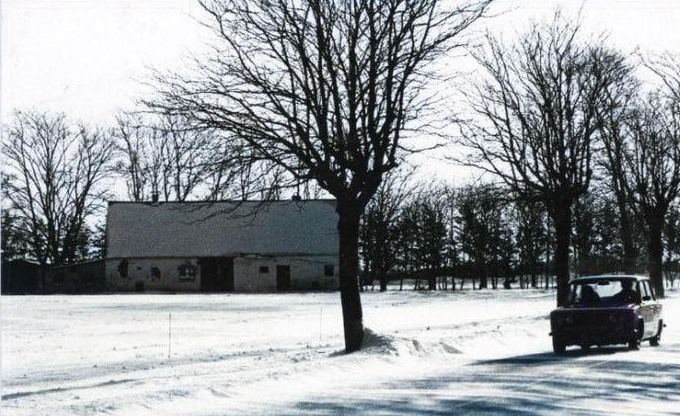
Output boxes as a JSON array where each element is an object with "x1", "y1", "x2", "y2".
[{"x1": 642, "y1": 295, "x2": 651, "y2": 302}]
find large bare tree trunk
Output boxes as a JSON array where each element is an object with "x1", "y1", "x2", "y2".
[
  {"x1": 647, "y1": 218, "x2": 665, "y2": 298},
  {"x1": 551, "y1": 205, "x2": 572, "y2": 307},
  {"x1": 337, "y1": 202, "x2": 364, "y2": 353}
]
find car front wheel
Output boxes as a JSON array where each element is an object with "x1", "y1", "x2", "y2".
[{"x1": 650, "y1": 320, "x2": 663, "y2": 347}]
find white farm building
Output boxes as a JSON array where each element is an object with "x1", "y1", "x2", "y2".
[{"x1": 105, "y1": 200, "x2": 339, "y2": 292}]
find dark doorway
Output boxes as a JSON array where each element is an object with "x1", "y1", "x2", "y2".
[
  {"x1": 199, "y1": 257, "x2": 234, "y2": 292},
  {"x1": 276, "y1": 265, "x2": 291, "y2": 291}
]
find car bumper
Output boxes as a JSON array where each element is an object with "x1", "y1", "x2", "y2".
[{"x1": 551, "y1": 325, "x2": 637, "y2": 346}]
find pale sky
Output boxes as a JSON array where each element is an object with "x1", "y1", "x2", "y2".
[
  {"x1": 1, "y1": 0, "x2": 679, "y2": 187},
  {"x1": 2, "y1": 0, "x2": 679, "y2": 124}
]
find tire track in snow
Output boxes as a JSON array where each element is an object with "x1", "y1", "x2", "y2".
[{"x1": 2, "y1": 378, "x2": 135, "y2": 400}]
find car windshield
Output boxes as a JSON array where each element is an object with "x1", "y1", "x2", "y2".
[{"x1": 568, "y1": 279, "x2": 640, "y2": 307}]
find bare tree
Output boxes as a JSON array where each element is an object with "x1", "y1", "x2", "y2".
[
  {"x1": 158, "y1": 115, "x2": 214, "y2": 201},
  {"x1": 596, "y1": 54, "x2": 641, "y2": 274},
  {"x1": 646, "y1": 52, "x2": 680, "y2": 101},
  {"x1": 2, "y1": 111, "x2": 113, "y2": 277},
  {"x1": 204, "y1": 141, "x2": 247, "y2": 200},
  {"x1": 619, "y1": 95, "x2": 680, "y2": 298},
  {"x1": 113, "y1": 113, "x2": 166, "y2": 202},
  {"x1": 114, "y1": 113, "x2": 229, "y2": 202},
  {"x1": 148, "y1": 0, "x2": 491, "y2": 352},
  {"x1": 457, "y1": 14, "x2": 626, "y2": 306}
]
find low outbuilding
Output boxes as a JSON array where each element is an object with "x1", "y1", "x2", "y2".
[
  {"x1": 1, "y1": 259, "x2": 41, "y2": 294},
  {"x1": 46, "y1": 260, "x2": 106, "y2": 293}
]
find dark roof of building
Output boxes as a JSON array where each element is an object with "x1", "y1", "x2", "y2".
[{"x1": 106, "y1": 200, "x2": 338, "y2": 259}]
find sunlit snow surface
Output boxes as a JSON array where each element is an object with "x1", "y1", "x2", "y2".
[{"x1": 2, "y1": 289, "x2": 679, "y2": 415}]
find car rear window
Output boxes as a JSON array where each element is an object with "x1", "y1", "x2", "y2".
[{"x1": 569, "y1": 279, "x2": 638, "y2": 306}]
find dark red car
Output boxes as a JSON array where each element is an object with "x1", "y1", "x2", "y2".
[{"x1": 550, "y1": 275, "x2": 664, "y2": 354}]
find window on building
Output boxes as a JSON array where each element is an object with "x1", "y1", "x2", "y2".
[
  {"x1": 324, "y1": 265, "x2": 334, "y2": 277},
  {"x1": 259, "y1": 266, "x2": 269, "y2": 274},
  {"x1": 178, "y1": 263, "x2": 196, "y2": 281},
  {"x1": 150, "y1": 267, "x2": 161, "y2": 280}
]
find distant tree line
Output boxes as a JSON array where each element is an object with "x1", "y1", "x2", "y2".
[{"x1": 358, "y1": 177, "x2": 680, "y2": 293}]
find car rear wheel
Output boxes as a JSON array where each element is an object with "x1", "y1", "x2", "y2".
[
  {"x1": 553, "y1": 336, "x2": 566, "y2": 354},
  {"x1": 650, "y1": 320, "x2": 663, "y2": 347}
]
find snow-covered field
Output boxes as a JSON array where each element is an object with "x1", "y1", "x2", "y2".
[{"x1": 2, "y1": 289, "x2": 679, "y2": 415}]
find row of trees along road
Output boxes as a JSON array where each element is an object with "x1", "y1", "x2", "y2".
[
  {"x1": 457, "y1": 13, "x2": 680, "y2": 305},
  {"x1": 2, "y1": 3, "x2": 680, "y2": 352},
  {"x1": 359, "y1": 179, "x2": 680, "y2": 294}
]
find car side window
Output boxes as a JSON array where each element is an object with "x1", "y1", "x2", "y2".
[
  {"x1": 645, "y1": 281, "x2": 655, "y2": 301},
  {"x1": 638, "y1": 281, "x2": 649, "y2": 302},
  {"x1": 570, "y1": 285, "x2": 581, "y2": 303}
]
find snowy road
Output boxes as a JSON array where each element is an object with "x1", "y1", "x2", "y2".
[{"x1": 2, "y1": 289, "x2": 679, "y2": 415}]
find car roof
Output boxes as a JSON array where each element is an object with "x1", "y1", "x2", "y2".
[{"x1": 570, "y1": 275, "x2": 648, "y2": 283}]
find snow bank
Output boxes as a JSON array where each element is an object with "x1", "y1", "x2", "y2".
[{"x1": 360, "y1": 327, "x2": 461, "y2": 357}]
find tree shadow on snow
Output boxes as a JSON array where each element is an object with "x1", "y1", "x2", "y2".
[
  {"x1": 472, "y1": 345, "x2": 633, "y2": 366},
  {"x1": 289, "y1": 344, "x2": 680, "y2": 415}
]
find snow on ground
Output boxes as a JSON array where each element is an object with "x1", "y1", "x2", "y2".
[{"x1": 2, "y1": 289, "x2": 679, "y2": 415}]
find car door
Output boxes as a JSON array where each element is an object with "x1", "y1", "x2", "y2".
[
  {"x1": 636, "y1": 281, "x2": 652, "y2": 338},
  {"x1": 643, "y1": 280, "x2": 662, "y2": 334},
  {"x1": 638, "y1": 280, "x2": 658, "y2": 338}
]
